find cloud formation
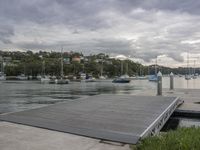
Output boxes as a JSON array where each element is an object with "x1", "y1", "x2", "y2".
[{"x1": 1, "y1": 0, "x2": 200, "y2": 66}]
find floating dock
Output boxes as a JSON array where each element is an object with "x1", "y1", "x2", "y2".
[{"x1": 0, "y1": 95, "x2": 180, "y2": 144}]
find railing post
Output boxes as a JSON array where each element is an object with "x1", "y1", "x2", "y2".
[
  {"x1": 170, "y1": 72, "x2": 174, "y2": 90},
  {"x1": 157, "y1": 71, "x2": 162, "y2": 96}
]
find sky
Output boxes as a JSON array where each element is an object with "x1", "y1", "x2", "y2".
[{"x1": 1, "y1": 0, "x2": 200, "y2": 67}]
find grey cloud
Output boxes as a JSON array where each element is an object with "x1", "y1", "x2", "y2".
[
  {"x1": 1, "y1": 0, "x2": 200, "y2": 65},
  {"x1": 0, "y1": 25, "x2": 14, "y2": 44}
]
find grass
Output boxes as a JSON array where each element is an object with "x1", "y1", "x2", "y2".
[{"x1": 131, "y1": 127, "x2": 200, "y2": 150}]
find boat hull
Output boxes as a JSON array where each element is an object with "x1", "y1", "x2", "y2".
[{"x1": 112, "y1": 78, "x2": 130, "y2": 83}]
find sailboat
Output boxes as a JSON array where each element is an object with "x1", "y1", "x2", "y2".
[
  {"x1": 0, "y1": 60, "x2": 6, "y2": 81},
  {"x1": 192, "y1": 60, "x2": 197, "y2": 79},
  {"x1": 99, "y1": 59, "x2": 106, "y2": 80},
  {"x1": 185, "y1": 52, "x2": 192, "y2": 80},
  {"x1": 40, "y1": 61, "x2": 50, "y2": 83},
  {"x1": 148, "y1": 57, "x2": 158, "y2": 82},
  {"x1": 16, "y1": 65, "x2": 28, "y2": 80},
  {"x1": 112, "y1": 60, "x2": 130, "y2": 83},
  {"x1": 55, "y1": 48, "x2": 69, "y2": 84}
]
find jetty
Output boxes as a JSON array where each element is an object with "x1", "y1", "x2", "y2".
[{"x1": 0, "y1": 95, "x2": 181, "y2": 144}]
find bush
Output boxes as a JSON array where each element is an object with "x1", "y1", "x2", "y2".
[{"x1": 132, "y1": 127, "x2": 200, "y2": 150}]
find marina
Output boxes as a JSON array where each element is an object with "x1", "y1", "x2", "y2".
[{"x1": 1, "y1": 76, "x2": 200, "y2": 149}]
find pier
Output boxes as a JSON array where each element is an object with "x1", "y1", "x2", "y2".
[{"x1": 0, "y1": 95, "x2": 181, "y2": 144}]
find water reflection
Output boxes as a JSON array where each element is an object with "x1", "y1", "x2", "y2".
[{"x1": 162, "y1": 117, "x2": 200, "y2": 131}]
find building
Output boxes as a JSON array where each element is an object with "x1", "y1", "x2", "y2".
[{"x1": 72, "y1": 56, "x2": 81, "y2": 63}]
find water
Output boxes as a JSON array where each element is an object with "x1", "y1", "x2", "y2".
[
  {"x1": 0, "y1": 79, "x2": 155, "y2": 114},
  {"x1": 1, "y1": 76, "x2": 200, "y2": 127}
]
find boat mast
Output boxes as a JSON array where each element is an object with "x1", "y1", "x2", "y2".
[
  {"x1": 42, "y1": 61, "x2": 45, "y2": 76},
  {"x1": 121, "y1": 60, "x2": 123, "y2": 75},
  {"x1": 187, "y1": 52, "x2": 189, "y2": 75},
  {"x1": 155, "y1": 56, "x2": 157, "y2": 75},
  {"x1": 194, "y1": 60, "x2": 196, "y2": 75},
  {"x1": 61, "y1": 47, "x2": 64, "y2": 78},
  {"x1": 100, "y1": 60, "x2": 103, "y2": 76},
  {"x1": 126, "y1": 60, "x2": 128, "y2": 75}
]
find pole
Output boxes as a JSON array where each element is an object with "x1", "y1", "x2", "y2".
[
  {"x1": 157, "y1": 71, "x2": 162, "y2": 96},
  {"x1": 61, "y1": 47, "x2": 64, "y2": 78},
  {"x1": 170, "y1": 72, "x2": 174, "y2": 90},
  {"x1": 121, "y1": 60, "x2": 123, "y2": 75}
]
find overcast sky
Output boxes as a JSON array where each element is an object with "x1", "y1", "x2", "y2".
[{"x1": 1, "y1": 0, "x2": 200, "y2": 67}]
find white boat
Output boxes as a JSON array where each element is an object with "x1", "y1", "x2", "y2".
[
  {"x1": 99, "y1": 75, "x2": 106, "y2": 80},
  {"x1": 54, "y1": 48, "x2": 69, "y2": 84},
  {"x1": 80, "y1": 73, "x2": 86, "y2": 80},
  {"x1": 40, "y1": 75, "x2": 50, "y2": 83},
  {"x1": 40, "y1": 61, "x2": 50, "y2": 83},
  {"x1": 185, "y1": 74, "x2": 192, "y2": 80},
  {"x1": 16, "y1": 74, "x2": 28, "y2": 80},
  {"x1": 55, "y1": 78, "x2": 69, "y2": 84},
  {"x1": 0, "y1": 72, "x2": 6, "y2": 80}
]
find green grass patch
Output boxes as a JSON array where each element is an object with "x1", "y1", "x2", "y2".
[{"x1": 132, "y1": 127, "x2": 200, "y2": 150}]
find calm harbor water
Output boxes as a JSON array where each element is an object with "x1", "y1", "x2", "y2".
[{"x1": 1, "y1": 76, "x2": 200, "y2": 128}]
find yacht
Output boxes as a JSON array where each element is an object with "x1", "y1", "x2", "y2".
[
  {"x1": 55, "y1": 77, "x2": 69, "y2": 84},
  {"x1": 16, "y1": 74, "x2": 28, "y2": 80},
  {"x1": 41, "y1": 75, "x2": 50, "y2": 83},
  {"x1": 40, "y1": 61, "x2": 50, "y2": 83},
  {"x1": 185, "y1": 52, "x2": 191, "y2": 80},
  {"x1": 54, "y1": 48, "x2": 69, "y2": 84},
  {"x1": 148, "y1": 57, "x2": 158, "y2": 82},
  {"x1": 112, "y1": 74, "x2": 130, "y2": 83},
  {"x1": 185, "y1": 74, "x2": 192, "y2": 80}
]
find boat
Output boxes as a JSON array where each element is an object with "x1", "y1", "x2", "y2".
[
  {"x1": 0, "y1": 72, "x2": 6, "y2": 80},
  {"x1": 98, "y1": 58, "x2": 106, "y2": 80},
  {"x1": 55, "y1": 78, "x2": 69, "y2": 84},
  {"x1": 99, "y1": 75, "x2": 106, "y2": 80},
  {"x1": 192, "y1": 60, "x2": 197, "y2": 79},
  {"x1": 148, "y1": 75, "x2": 158, "y2": 82},
  {"x1": 16, "y1": 74, "x2": 28, "y2": 80},
  {"x1": 113, "y1": 59, "x2": 130, "y2": 83},
  {"x1": 54, "y1": 48, "x2": 69, "y2": 84},
  {"x1": 80, "y1": 73, "x2": 86, "y2": 80},
  {"x1": 112, "y1": 74, "x2": 131, "y2": 83},
  {"x1": 0, "y1": 60, "x2": 6, "y2": 80},
  {"x1": 40, "y1": 61, "x2": 50, "y2": 83},
  {"x1": 148, "y1": 57, "x2": 158, "y2": 82},
  {"x1": 185, "y1": 52, "x2": 191, "y2": 80},
  {"x1": 185, "y1": 74, "x2": 192, "y2": 80},
  {"x1": 49, "y1": 76, "x2": 56, "y2": 84},
  {"x1": 41, "y1": 75, "x2": 50, "y2": 83},
  {"x1": 82, "y1": 74, "x2": 96, "y2": 82},
  {"x1": 192, "y1": 75, "x2": 197, "y2": 79}
]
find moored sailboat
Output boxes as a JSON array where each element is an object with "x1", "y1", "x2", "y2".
[{"x1": 54, "y1": 48, "x2": 69, "y2": 84}]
